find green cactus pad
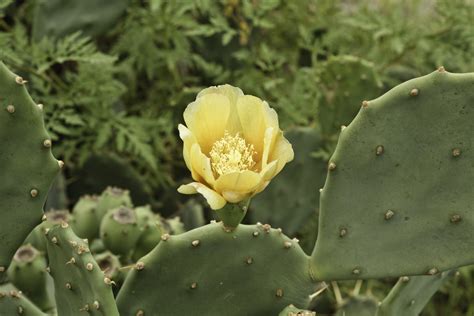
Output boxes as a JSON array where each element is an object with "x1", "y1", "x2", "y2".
[
  {"x1": 0, "y1": 284, "x2": 47, "y2": 316},
  {"x1": 25, "y1": 210, "x2": 72, "y2": 252},
  {"x1": 45, "y1": 223, "x2": 119, "y2": 316},
  {"x1": 96, "y1": 187, "x2": 133, "y2": 219},
  {"x1": 70, "y1": 195, "x2": 100, "y2": 240},
  {"x1": 376, "y1": 272, "x2": 453, "y2": 316},
  {"x1": 312, "y1": 70, "x2": 474, "y2": 280},
  {"x1": 0, "y1": 61, "x2": 60, "y2": 276},
  {"x1": 44, "y1": 172, "x2": 68, "y2": 211},
  {"x1": 132, "y1": 206, "x2": 164, "y2": 261},
  {"x1": 95, "y1": 251, "x2": 124, "y2": 284},
  {"x1": 117, "y1": 223, "x2": 317, "y2": 315},
  {"x1": 100, "y1": 206, "x2": 141, "y2": 256}
]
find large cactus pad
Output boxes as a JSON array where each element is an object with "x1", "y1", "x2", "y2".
[
  {"x1": 313, "y1": 69, "x2": 474, "y2": 280},
  {"x1": 0, "y1": 61, "x2": 60, "y2": 275},
  {"x1": 117, "y1": 223, "x2": 318, "y2": 315}
]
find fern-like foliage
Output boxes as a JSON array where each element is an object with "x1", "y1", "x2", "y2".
[
  {"x1": 0, "y1": 0, "x2": 472, "y2": 206},
  {"x1": 0, "y1": 22, "x2": 167, "y2": 187}
]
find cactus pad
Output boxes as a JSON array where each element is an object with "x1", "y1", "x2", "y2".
[
  {"x1": 70, "y1": 195, "x2": 100, "y2": 240},
  {"x1": 100, "y1": 206, "x2": 141, "y2": 256},
  {"x1": 117, "y1": 223, "x2": 317, "y2": 315},
  {"x1": 312, "y1": 70, "x2": 474, "y2": 280},
  {"x1": 45, "y1": 223, "x2": 119, "y2": 316},
  {"x1": 0, "y1": 61, "x2": 60, "y2": 275},
  {"x1": 0, "y1": 284, "x2": 47, "y2": 316},
  {"x1": 7, "y1": 245, "x2": 52, "y2": 311}
]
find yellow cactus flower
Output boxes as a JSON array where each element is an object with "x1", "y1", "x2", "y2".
[{"x1": 178, "y1": 84, "x2": 294, "y2": 211}]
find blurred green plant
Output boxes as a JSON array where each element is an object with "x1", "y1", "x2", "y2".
[{"x1": 1, "y1": 0, "x2": 471, "y2": 199}]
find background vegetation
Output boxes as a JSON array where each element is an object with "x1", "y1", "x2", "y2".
[{"x1": 1, "y1": 0, "x2": 472, "y2": 314}]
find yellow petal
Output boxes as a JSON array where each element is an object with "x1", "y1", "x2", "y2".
[
  {"x1": 237, "y1": 96, "x2": 279, "y2": 157},
  {"x1": 253, "y1": 181, "x2": 270, "y2": 195},
  {"x1": 215, "y1": 170, "x2": 262, "y2": 201},
  {"x1": 198, "y1": 84, "x2": 243, "y2": 134},
  {"x1": 190, "y1": 143, "x2": 215, "y2": 186},
  {"x1": 254, "y1": 160, "x2": 278, "y2": 194},
  {"x1": 178, "y1": 124, "x2": 201, "y2": 181},
  {"x1": 260, "y1": 160, "x2": 278, "y2": 182},
  {"x1": 261, "y1": 127, "x2": 276, "y2": 169},
  {"x1": 269, "y1": 131, "x2": 294, "y2": 176},
  {"x1": 221, "y1": 191, "x2": 249, "y2": 204},
  {"x1": 197, "y1": 84, "x2": 243, "y2": 105},
  {"x1": 178, "y1": 183, "x2": 227, "y2": 210},
  {"x1": 183, "y1": 94, "x2": 230, "y2": 154}
]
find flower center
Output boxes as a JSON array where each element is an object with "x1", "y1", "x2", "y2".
[{"x1": 210, "y1": 132, "x2": 256, "y2": 176}]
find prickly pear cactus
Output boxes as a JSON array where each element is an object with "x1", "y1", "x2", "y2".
[
  {"x1": 132, "y1": 205, "x2": 164, "y2": 261},
  {"x1": 7, "y1": 245, "x2": 52, "y2": 311},
  {"x1": 0, "y1": 284, "x2": 47, "y2": 316},
  {"x1": 25, "y1": 210, "x2": 72, "y2": 252},
  {"x1": 44, "y1": 172, "x2": 68, "y2": 211},
  {"x1": 70, "y1": 195, "x2": 100, "y2": 240},
  {"x1": 45, "y1": 223, "x2": 119, "y2": 316},
  {"x1": 96, "y1": 187, "x2": 133, "y2": 219},
  {"x1": 0, "y1": 61, "x2": 60, "y2": 276},
  {"x1": 100, "y1": 206, "x2": 141, "y2": 256},
  {"x1": 117, "y1": 222, "x2": 317, "y2": 315},
  {"x1": 312, "y1": 69, "x2": 474, "y2": 280},
  {"x1": 94, "y1": 251, "x2": 125, "y2": 285}
]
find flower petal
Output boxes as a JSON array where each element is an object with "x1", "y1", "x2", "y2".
[
  {"x1": 178, "y1": 183, "x2": 227, "y2": 210},
  {"x1": 261, "y1": 127, "x2": 276, "y2": 169},
  {"x1": 260, "y1": 160, "x2": 278, "y2": 182},
  {"x1": 215, "y1": 170, "x2": 262, "y2": 202},
  {"x1": 197, "y1": 84, "x2": 243, "y2": 105},
  {"x1": 269, "y1": 131, "x2": 294, "y2": 176},
  {"x1": 190, "y1": 143, "x2": 216, "y2": 186},
  {"x1": 221, "y1": 191, "x2": 248, "y2": 204},
  {"x1": 254, "y1": 160, "x2": 278, "y2": 194},
  {"x1": 237, "y1": 96, "x2": 279, "y2": 158},
  {"x1": 198, "y1": 84, "x2": 243, "y2": 134},
  {"x1": 178, "y1": 124, "x2": 201, "y2": 181},
  {"x1": 183, "y1": 94, "x2": 230, "y2": 154}
]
